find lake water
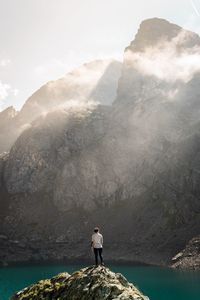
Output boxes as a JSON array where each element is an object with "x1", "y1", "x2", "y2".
[{"x1": 0, "y1": 264, "x2": 200, "y2": 300}]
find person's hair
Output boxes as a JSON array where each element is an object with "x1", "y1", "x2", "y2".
[{"x1": 94, "y1": 227, "x2": 99, "y2": 233}]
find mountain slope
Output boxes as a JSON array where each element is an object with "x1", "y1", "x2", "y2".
[
  {"x1": 0, "y1": 18, "x2": 200, "y2": 266},
  {"x1": 17, "y1": 59, "x2": 121, "y2": 125},
  {"x1": 0, "y1": 60, "x2": 121, "y2": 154}
]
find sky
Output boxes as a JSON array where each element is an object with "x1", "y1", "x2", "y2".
[{"x1": 1, "y1": 0, "x2": 200, "y2": 111}]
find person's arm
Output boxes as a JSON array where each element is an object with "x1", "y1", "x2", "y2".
[
  {"x1": 91, "y1": 235, "x2": 94, "y2": 248},
  {"x1": 101, "y1": 235, "x2": 103, "y2": 246}
]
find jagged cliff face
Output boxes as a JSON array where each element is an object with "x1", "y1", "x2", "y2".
[
  {"x1": 0, "y1": 60, "x2": 121, "y2": 154},
  {"x1": 4, "y1": 105, "x2": 111, "y2": 209},
  {"x1": 171, "y1": 235, "x2": 200, "y2": 270},
  {"x1": 0, "y1": 18, "x2": 200, "y2": 266}
]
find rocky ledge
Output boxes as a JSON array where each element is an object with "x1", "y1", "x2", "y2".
[
  {"x1": 171, "y1": 235, "x2": 200, "y2": 270},
  {"x1": 10, "y1": 266, "x2": 149, "y2": 300}
]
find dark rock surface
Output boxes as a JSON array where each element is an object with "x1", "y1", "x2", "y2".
[
  {"x1": 10, "y1": 266, "x2": 149, "y2": 300},
  {"x1": 0, "y1": 18, "x2": 200, "y2": 267},
  {"x1": 171, "y1": 235, "x2": 200, "y2": 270}
]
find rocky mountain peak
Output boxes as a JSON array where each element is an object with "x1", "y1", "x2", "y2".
[
  {"x1": 0, "y1": 106, "x2": 17, "y2": 124},
  {"x1": 127, "y1": 18, "x2": 200, "y2": 52},
  {"x1": 11, "y1": 266, "x2": 149, "y2": 300}
]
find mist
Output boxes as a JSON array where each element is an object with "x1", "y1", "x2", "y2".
[{"x1": 125, "y1": 30, "x2": 200, "y2": 83}]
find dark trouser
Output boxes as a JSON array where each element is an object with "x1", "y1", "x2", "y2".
[{"x1": 93, "y1": 247, "x2": 103, "y2": 265}]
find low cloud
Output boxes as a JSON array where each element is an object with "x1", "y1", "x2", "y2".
[
  {"x1": 0, "y1": 81, "x2": 10, "y2": 110},
  {"x1": 13, "y1": 89, "x2": 19, "y2": 97},
  {"x1": 125, "y1": 30, "x2": 200, "y2": 83},
  {"x1": 0, "y1": 82, "x2": 20, "y2": 110},
  {"x1": 43, "y1": 59, "x2": 117, "y2": 105},
  {"x1": 0, "y1": 81, "x2": 10, "y2": 100},
  {"x1": 0, "y1": 58, "x2": 20, "y2": 110},
  {"x1": 0, "y1": 59, "x2": 11, "y2": 67}
]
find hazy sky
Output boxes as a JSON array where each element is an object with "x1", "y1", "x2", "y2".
[{"x1": 1, "y1": 0, "x2": 200, "y2": 111}]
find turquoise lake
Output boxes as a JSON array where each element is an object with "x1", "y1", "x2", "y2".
[{"x1": 0, "y1": 264, "x2": 200, "y2": 300}]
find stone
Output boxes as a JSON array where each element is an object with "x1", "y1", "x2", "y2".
[
  {"x1": 171, "y1": 235, "x2": 200, "y2": 270},
  {"x1": 10, "y1": 266, "x2": 149, "y2": 300}
]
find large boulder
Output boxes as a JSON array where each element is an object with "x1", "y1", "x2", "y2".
[
  {"x1": 171, "y1": 235, "x2": 200, "y2": 270},
  {"x1": 10, "y1": 266, "x2": 149, "y2": 300}
]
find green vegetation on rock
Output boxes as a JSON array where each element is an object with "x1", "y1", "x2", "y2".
[{"x1": 10, "y1": 266, "x2": 149, "y2": 300}]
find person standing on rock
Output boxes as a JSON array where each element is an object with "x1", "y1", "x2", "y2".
[{"x1": 91, "y1": 227, "x2": 104, "y2": 266}]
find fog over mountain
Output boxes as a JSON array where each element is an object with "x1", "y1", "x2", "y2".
[
  {"x1": 0, "y1": 59, "x2": 121, "y2": 153},
  {"x1": 0, "y1": 18, "x2": 200, "y2": 266}
]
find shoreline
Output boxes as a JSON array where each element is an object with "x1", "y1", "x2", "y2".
[{"x1": 0, "y1": 258, "x2": 160, "y2": 269}]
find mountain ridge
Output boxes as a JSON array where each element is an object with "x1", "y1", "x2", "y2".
[
  {"x1": 0, "y1": 18, "x2": 200, "y2": 268},
  {"x1": 0, "y1": 59, "x2": 121, "y2": 154}
]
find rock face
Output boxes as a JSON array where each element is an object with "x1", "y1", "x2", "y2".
[
  {"x1": 0, "y1": 18, "x2": 200, "y2": 267},
  {"x1": 0, "y1": 106, "x2": 18, "y2": 153},
  {"x1": 17, "y1": 60, "x2": 121, "y2": 125},
  {"x1": 0, "y1": 60, "x2": 121, "y2": 154},
  {"x1": 10, "y1": 266, "x2": 149, "y2": 300},
  {"x1": 0, "y1": 106, "x2": 17, "y2": 126},
  {"x1": 171, "y1": 236, "x2": 200, "y2": 270}
]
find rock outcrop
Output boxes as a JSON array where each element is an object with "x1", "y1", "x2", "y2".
[
  {"x1": 10, "y1": 266, "x2": 149, "y2": 300},
  {"x1": 171, "y1": 236, "x2": 200, "y2": 270}
]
